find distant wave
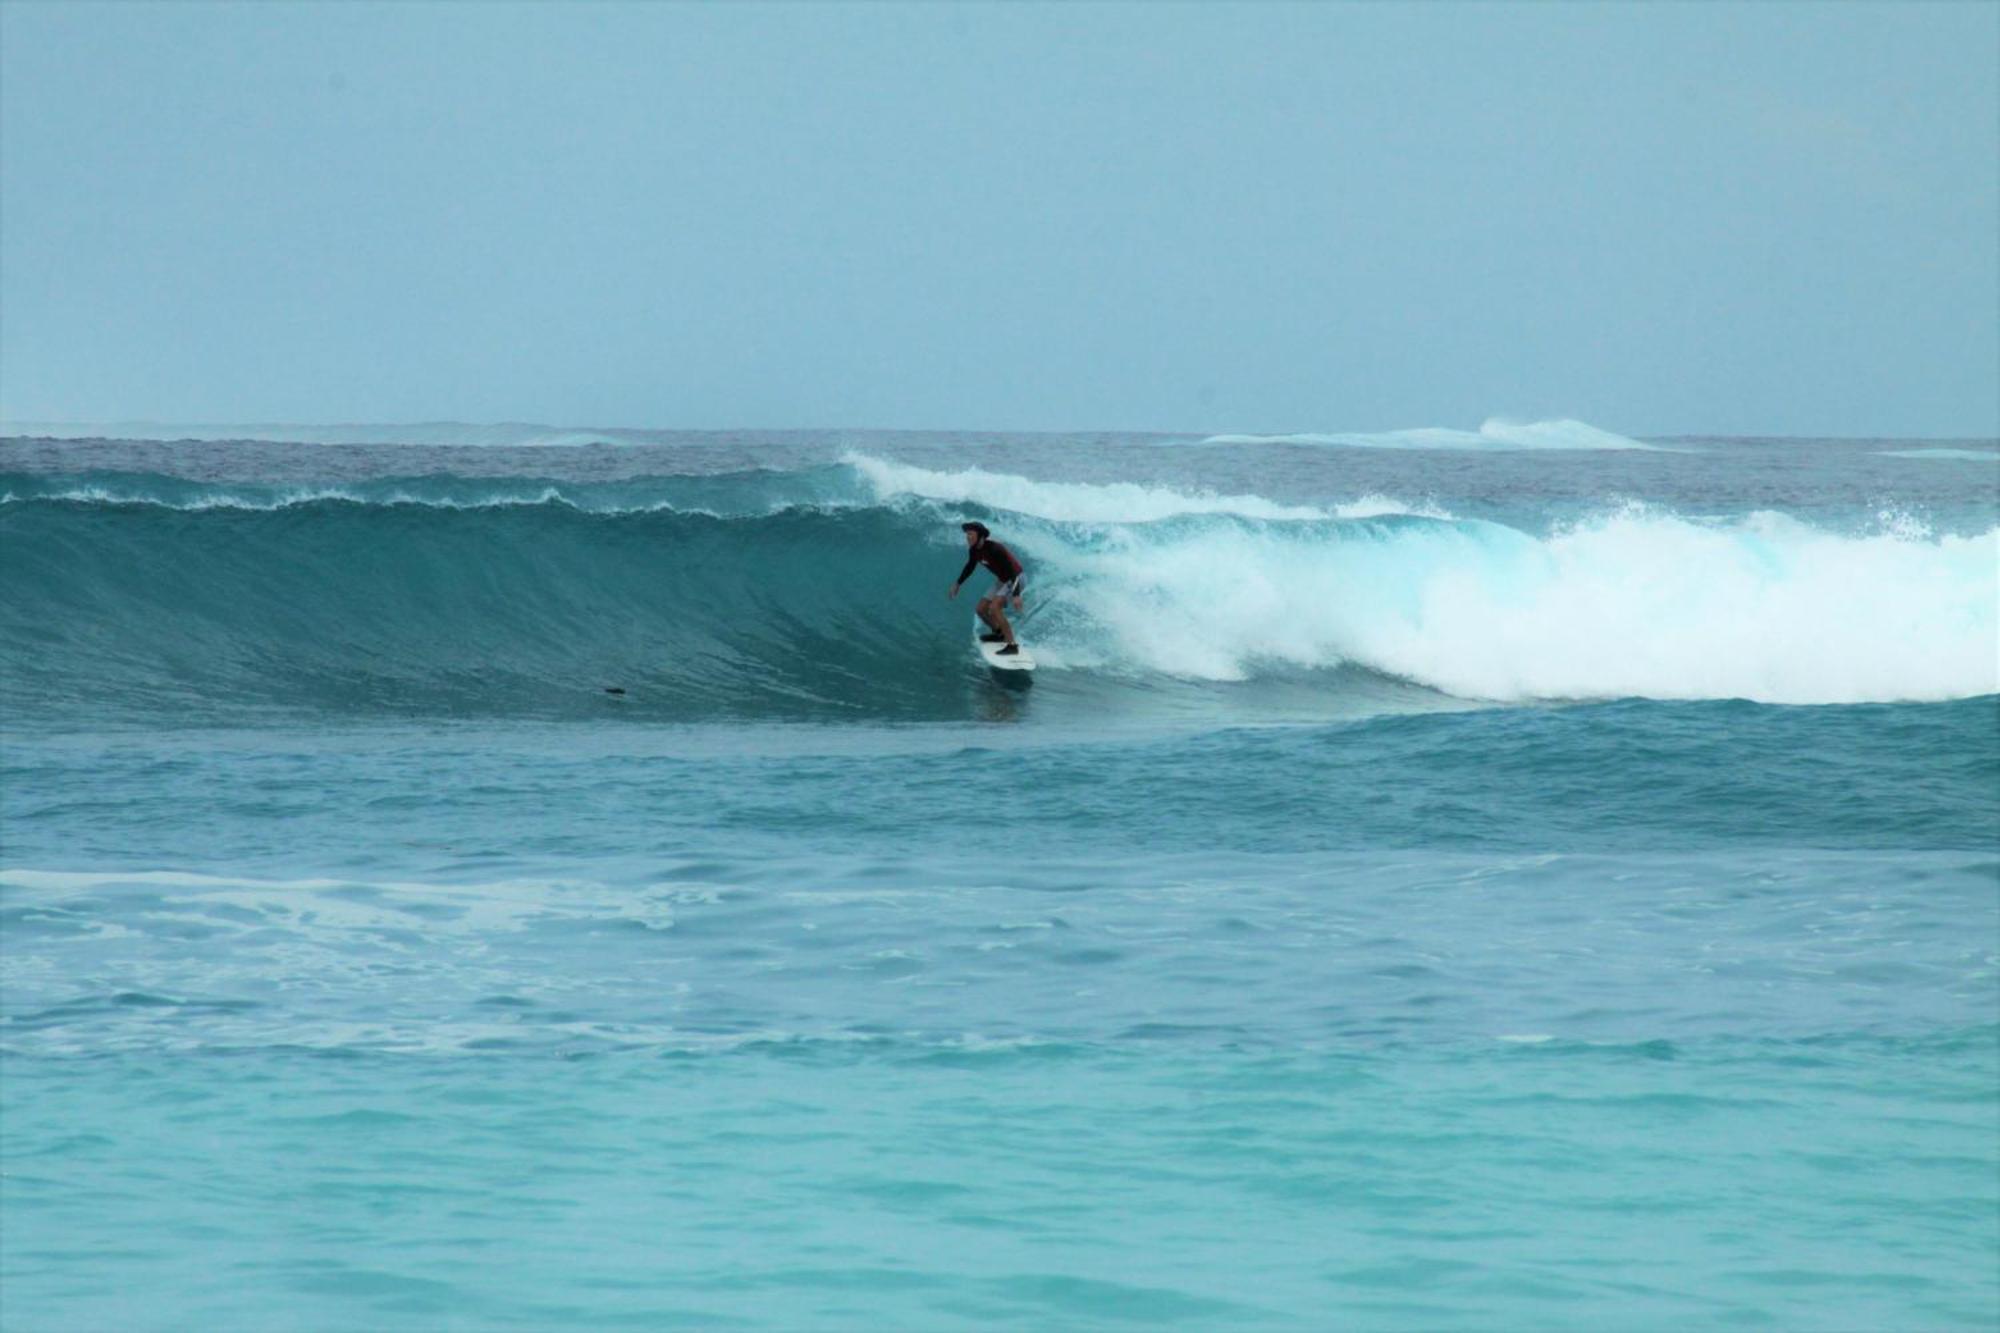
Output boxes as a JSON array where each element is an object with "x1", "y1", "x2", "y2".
[
  {"x1": 0, "y1": 421, "x2": 640, "y2": 448},
  {"x1": 3, "y1": 466, "x2": 1993, "y2": 722},
  {"x1": 10, "y1": 417, "x2": 1659, "y2": 451},
  {"x1": 1202, "y1": 418, "x2": 1663, "y2": 451},
  {"x1": 1878, "y1": 448, "x2": 2000, "y2": 461}
]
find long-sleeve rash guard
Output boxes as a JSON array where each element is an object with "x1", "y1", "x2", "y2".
[{"x1": 956, "y1": 539, "x2": 1023, "y2": 589}]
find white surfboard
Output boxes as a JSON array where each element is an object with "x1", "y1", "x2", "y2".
[{"x1": 974, "y1": 624, "x2": 1035, "y2": 672}]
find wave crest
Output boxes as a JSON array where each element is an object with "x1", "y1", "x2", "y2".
[{"x1": 1203, "y1": 417, "x2": 1661, "y2": 451}]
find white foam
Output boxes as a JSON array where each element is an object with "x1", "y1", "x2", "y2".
[
  {"x1": 0, "y1": 868, "x2": 542, "y2": 893},
  {"x1": 1203, "y1": 417, "x2": 1663, "y2": 451},
  {"x1": 0, "y1": 869, "x2": 696, "y2": 935},
  {"x1": 1028, "y1": 507, "x2": 2000, "y2": 704},
  {"x1": 847, "y1": 453, "x2": 1444, "y2": 523},
  {"x1": 1, "y1": 485, "x2": 368, "y2": 511},
  {"x1": 1331, "y1": 493, "x2": 1455, "y2": 520}
]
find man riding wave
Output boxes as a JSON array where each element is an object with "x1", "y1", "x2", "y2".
[{"x1": 948, "y1": 521, "x2": 1025, "y2": 656}]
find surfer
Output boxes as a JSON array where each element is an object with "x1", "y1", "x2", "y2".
[{"x1": 948, "y1": 521, "x2": 1025, "y2": 655}]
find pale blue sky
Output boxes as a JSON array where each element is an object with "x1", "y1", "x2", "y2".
[{"x1": 2, "y1": 1, "x2": 1995, "y2": 436}]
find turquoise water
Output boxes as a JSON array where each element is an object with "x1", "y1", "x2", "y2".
[{"x1": 3, "y1": 431, "x2": 1996, "y2": 1329}]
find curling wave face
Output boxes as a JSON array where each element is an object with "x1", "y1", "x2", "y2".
[{"x1": 3, "y1": 457, "x2": 1994, "y2": 726}]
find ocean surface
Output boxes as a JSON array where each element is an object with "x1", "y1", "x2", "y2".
[{"x1": 2, "y1": 424, "x2": 1996, "y2": 1330}]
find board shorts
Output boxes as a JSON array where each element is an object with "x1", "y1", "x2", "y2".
[{"x1": 983, "y1": 575, "x2": 1025, "y2": 602}]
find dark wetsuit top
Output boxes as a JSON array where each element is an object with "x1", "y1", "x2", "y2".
[{"x1": 956, "y1": 539, "x2": 1023, "y2": 590}]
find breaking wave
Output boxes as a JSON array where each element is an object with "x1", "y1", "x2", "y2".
[
  {"x1": 3, "y1": 459, "x2": 1992, "y2": 725},
  {"x1": 1203, "y1": 418, "x2": 1662, "y2": 451}
]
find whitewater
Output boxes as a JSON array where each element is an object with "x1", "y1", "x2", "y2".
[{"x1": 2, "y1": 427, "x2": 1996, "y2": 1331}]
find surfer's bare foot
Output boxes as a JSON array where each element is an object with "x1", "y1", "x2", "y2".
[
  {"x1": 998, "y1": 644, "x2": 1019, "y2": 656},
  {"x1": 980, "y1": 631, "x2": 1005, "y2": 642}
]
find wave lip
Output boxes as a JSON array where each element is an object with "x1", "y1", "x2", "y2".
[
  {"x1": 0, "y1": 467, "x2": 861, "y2": 517},
  {"x1": 848, "y1": 451, "x2": 1327, "y2": 522},
  {"x1": 847, "y1": 452, "x2": 1447, "y2": 523},
  {"x1": 1203, "y1": 417, "x2": 1662, "y2": 451}
]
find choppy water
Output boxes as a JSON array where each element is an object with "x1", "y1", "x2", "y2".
[{"x1": 3, "y1": 427, "x2": 1996, "y2": 1330}]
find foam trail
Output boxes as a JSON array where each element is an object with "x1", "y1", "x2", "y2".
[{"x1": 1203, "y1": 417, "x2": 1661, "y2": 451}]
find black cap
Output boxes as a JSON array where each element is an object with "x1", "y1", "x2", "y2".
[{"x1": 961, "y1": 521, "x2": 990, "y2": 539}]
